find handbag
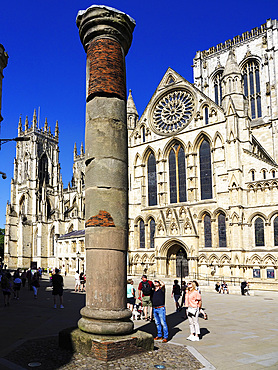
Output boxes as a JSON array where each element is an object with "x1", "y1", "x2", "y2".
[{"x1": 187, "y1": 306, "x2": 198, "y2": 316}]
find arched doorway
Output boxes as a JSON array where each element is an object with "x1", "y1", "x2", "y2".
[{"x1": 166, "y1": 244, "x2": 189, "y2": 277}]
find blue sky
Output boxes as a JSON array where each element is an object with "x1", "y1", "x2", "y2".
[{"x1": 0, "y1": 0, "x2": 277, "y2": 227}]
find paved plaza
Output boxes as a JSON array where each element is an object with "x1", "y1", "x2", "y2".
[{"x1": 0, "y1": 275, "x2": 277, "y2": 369}]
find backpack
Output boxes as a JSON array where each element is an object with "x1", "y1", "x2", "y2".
[{"x1": 141, "y1": 281, "x2": 152, "y2": 296}]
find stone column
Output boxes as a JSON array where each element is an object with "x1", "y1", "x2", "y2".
[{"x1": 76, "y1": 6, "x2": 135, "y2": 335}]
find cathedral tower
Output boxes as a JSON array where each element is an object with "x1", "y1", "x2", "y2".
[{"x1": 5, "y1": 111, "x2": 63, "y2": 268}]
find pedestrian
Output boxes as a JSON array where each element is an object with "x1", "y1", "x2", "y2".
[
  {"x1": 181, "y1": 281, "x2": 187, "y2": 308},
  {"x1": 127, "y1": 279, "x2": 136, "y2": 312},
  {"x1": 221, "y1": 281, "x2": 229, "y2": 294},
  {"x1": 26, "y1": 268, "x2": 32, "y2": 291},
  {"x1": 1, "y1": 272, "x2": 12, "y2": 306},
  {"x1": 215, "y1": 281, "x2": 221, "y2": 293},
  {"x1": 74, "y1": 271, "x2": 80, "y2": 292},
  {"x1": 171, "y1": 279, "x2": 181, "y2": 312},
  {"x1": 152, "y1": 279, "x2": 168, "y2": 343},
  {"x1": 21, "y1": 269, "x2": 27, "y2": 288},
  {"x1": 31, "y1": 272, "x2": 40, "y2": 298},
  {"x1": 80, "y1": 272, "x2": 86, "y2": 292},
  {"x1": 52, "y1": 268, "x2": 64, "y2": 308},
  {"x1": 138, "y1": 275, "x2": 154, "y2": 321},
  {"x1": 185, "y1": 281, "x2": 202, "y2": 341},
  {"x1": 193, "y1": 280, "x2": 208, "y2": 320},
  {"x1": 13, "y1": 276, "x2": 22, "y2": 299}
]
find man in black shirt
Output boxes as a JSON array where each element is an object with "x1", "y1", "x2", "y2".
[
  {"x1": 52, "y1": 268, "x2": 64, "y2": 309},
  {"x1": 152, "y1": 279, "x2": 169, "y2": 342}
]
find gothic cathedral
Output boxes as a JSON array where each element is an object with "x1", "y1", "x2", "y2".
[{"x1": 5, "y1": 19, "x2": 278, "y2": 285}]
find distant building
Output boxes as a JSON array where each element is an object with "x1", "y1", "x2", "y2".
[
  {"x1": 4, "y1": 111, "x2": 85, "y2": 272},
  {"x1": 5, "y1": 19, "x2": 278, "y2": 285}
]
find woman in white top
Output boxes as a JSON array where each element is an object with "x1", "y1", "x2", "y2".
[{"x1": 127, "y1": 279, "x2": 135, "y2": 311}]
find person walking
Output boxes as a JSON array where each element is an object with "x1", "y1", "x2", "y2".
[
  {"x1": 171, "y1": 279, "x2": 181, "y2": 312},
  {"x1": 80, "y1": 272, "x2": 86, "y2": 292},
  {"x1": 21, "y1": 269, "x2": 27, "y2": 288},
  {"x1": 31, "y1": 272, "x2": 40, "y2": 298},
  {"x1": 52, "y1": 268, "x2": 64, "y2": 308},
  {"x1": 74, "y1": 271, "x2": 80, "y2": 292},
  {"x1": 152, "y1": 279, "x2": 169, "y2": 343},
  {"x1": 127, "y1": 279, "x2": 136, "y2": 312},
  {"x1": 1, "y1": 272, "x2": 12, "y2": 306},
  {"x1": 13, "y1": 275, "x2": 22, "y2": 300},
  {"x1": 138, "y1": 275, "x2": 154, "y2": 321},
  {"x1": 185, "y1": 281, "x2": 202, "y2": 341}
]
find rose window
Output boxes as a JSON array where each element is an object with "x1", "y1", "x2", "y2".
[{"x1": 152, "y1": 90, "x2": 194, "y2": 134}]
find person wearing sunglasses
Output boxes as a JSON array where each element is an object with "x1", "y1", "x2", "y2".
[{"x1": 185, "y1": 281, "x2": 202, "y2": 341}]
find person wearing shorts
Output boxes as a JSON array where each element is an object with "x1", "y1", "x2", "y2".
[
  {"x1": 138, "y1": 275, "x2": 154, "y2": 321},
  {"x1": 52, "y1": 268, "x2": 64, "y2": 308}
]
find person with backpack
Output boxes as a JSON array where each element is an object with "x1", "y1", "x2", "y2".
[{"x1": 138, "y1": 275, "x2": 154, "y2": 321}]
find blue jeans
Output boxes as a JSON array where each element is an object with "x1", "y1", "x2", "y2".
[{"x1": 153, "y1": 306, "x2": 168, "y2": 339}]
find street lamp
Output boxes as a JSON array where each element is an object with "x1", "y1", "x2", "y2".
[
  {"x1": 76, "y1": 251, "x2": 81, "y2": 273},
  {"x1": 0, "y1": 136, "x2": 30, "y2": 179}
]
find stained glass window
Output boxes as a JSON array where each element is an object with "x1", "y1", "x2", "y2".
[
  {"x1": 243, "y1": 61, "x2": 262, "y2": 119},
  {"x1": 147, "y1": 153, "x2": 157, "y2": 206},
  {"x1": 139, "y1": 220, "x2": 145, "y2": 248},
  {"x1": 169, "y1": 143, "x2": 186, "y2": 203},
  {"x1": 255, "y1": 217, "x2": 264, "y2": 247},
  {"x1": 150, "y1": 218, "x2": 155, "y2": 248},
  {"x1": 274, "y1": 216, "x2": 278, "y2": 246},
  {"x1": 200, "y1": 139, "x2": 213, "y2": 200},
  {"x1": 169, "y1": 149, "x2": 177, "y2": 203},
  {"x1": 218, "y1": 213, "x2": 227, "y2": 247},
  {"x1": 204, "y1": 214, "x2": 212, "y2": 247}
]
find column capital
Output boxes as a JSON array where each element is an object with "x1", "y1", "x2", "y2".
[{"x1": 76, "y1": 5, "x2": 136, "y2": 55}]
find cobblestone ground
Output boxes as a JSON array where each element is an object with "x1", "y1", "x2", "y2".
[{"x1": 5, "y1": 336, "x2": 203, "y2": 370}]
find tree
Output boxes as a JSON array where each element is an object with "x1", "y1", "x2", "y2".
[{"x1": 0, "y1": 228, "x2": 4, "y2": 258}]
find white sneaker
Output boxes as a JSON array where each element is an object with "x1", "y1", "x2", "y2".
[
  {"x1": 193, "y1": 336, "x2": 200, "y2": 341},
  {"x1": 187, "y1": 335, "x2": 195, "y2": 341}
]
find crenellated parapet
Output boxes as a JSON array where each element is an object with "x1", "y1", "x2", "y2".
[{"x1": 197, "y1": 22, "x2": 268, "y2": 59}]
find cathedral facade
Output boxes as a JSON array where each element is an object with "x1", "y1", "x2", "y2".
[{"x1": 5, "y1": 19, "x2": 278, "y2": 285}]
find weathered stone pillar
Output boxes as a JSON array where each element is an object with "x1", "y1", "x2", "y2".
[{"x1": 76, "y1": 5, "x2": 135, "y2": 335}]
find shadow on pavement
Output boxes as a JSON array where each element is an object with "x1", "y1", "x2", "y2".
[{"x1": 135, "y1": 307, "x2": 210, "y2": 341}]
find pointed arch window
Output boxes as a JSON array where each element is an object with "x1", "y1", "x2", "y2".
[
  {"x1": 142, "y1": 126, "x2": 146, "y2": 143},
  {"x1": 255, "y1": 217, "x2": 264, "y2": 247},
  {"x1": 204, "y1": 214, "x2": 212, "y2": 247},
  {"x1": 243, "y1": 60, "x2": 262, "y2": 119},
  {"x1": 38, "y1": 153, "x2": 49, "y2": 186},
  {"x1": 218, "y1": 212, "x2": 227, "y2": 247},
  {"x1": 139, "y1": 219, "x2": 145, "y2": 248},
  {"x1": 214, "y1": 72, "x2": 223, "y2": 106},
  {"x1": 149, "y1": 218, "x2": 155, "y2": 248},
  {"x1": 204, "y1": 106, "x2": 209, "y2": 125},
  {"x1": 50, "y1": 227, "x2": 55, "y2": 256},
  {"x1": 200, "y1": 139, "x2": 213, "y2": 200},
  {"x1": 169, "y1": 143, "x2": 187, "y2": 203},
  {"x1": 274, "y1": 216, "x2": 278, "y2": 246},
  {"x1": 147, "y1": 152, "x2": 157, "y2": 206}
]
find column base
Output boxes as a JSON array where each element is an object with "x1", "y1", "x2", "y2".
[
  {"x1": 78, "y1": 307, "x2": 134, "y2": 335},
  {"x1": 59, "y1": 327, "x2": 154, "y2": 361}
]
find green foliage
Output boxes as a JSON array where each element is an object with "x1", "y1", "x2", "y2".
[{"x1": 0, "y1": 228, "x2": 4, "y2": 258}]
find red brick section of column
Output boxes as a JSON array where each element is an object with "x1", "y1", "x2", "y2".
[{"x1": 76, "y1": 6, "x2": 135, "y2": 335}]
